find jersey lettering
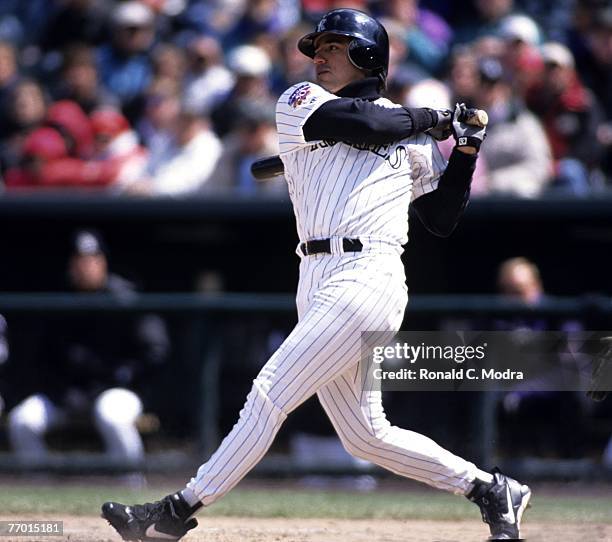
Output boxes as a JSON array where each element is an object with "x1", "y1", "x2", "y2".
[{"x1": 276, "y1": 82, "x2": 446, "y2": 246}]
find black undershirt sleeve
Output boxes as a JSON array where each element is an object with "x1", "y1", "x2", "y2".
[
  {"x1": 303, "y1": 99, "x2": 437, "y2": 144},
  {"x1": 410, "y1": 148, "x2": 477, "y2": 238}
]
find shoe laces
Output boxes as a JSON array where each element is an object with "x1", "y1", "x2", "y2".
[
  {"x1": 131, "y1": 497, "x2": 177, "y2": 523},
  {"x1": 475, "y1": 483, "x2": 509, "y2": 525}
]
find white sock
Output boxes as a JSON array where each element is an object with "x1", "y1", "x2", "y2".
[
  {"x1": 475, "y1": 469, "x2": 494, "y2": 485},
  {"x1": 180, "y1": 487, "x2": 202, "y2": 508}
]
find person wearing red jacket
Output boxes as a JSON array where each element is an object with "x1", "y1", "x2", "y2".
[
  {"x1": 4, "y1": 126, "x2": 119, "y2": 189},
  {"x1": 46, "y1": 99, "x2": 95, "y2": 159},
  {"x1": 90, "y1": 108, "x2": 149, "y2": 191}
]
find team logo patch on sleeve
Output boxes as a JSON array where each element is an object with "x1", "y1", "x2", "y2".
[{"x1": 288, "y1": 84, "x2": 312, "y2": 108}]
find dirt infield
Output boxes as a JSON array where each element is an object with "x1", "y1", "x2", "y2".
[{"x1": 2, "y1": 515, "x2": 611, "y2": 542}]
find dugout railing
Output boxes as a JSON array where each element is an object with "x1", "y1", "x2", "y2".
[{"x1": 0, "y1": 292, "x2": 611, "y2": 481}]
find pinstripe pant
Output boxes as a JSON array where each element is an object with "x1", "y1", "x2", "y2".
[{"x1": 187, "y1": 251, "x2": 477, "y2": 505}]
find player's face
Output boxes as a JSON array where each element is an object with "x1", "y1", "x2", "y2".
[{"x1": 313, "y1": 34, "x2": 366, "y2": 93}]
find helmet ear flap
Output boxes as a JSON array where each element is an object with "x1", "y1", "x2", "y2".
[
  {"x1": 348, "y1": 39, "x2": 377, "y2": 71},
  {"x1": 348, "y1": 38, "x2": 387, "y2": 87}
]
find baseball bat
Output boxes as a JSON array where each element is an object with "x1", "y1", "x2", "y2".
[{"x1": 251, "y1": 108, "x2": 488, "y2": 180}]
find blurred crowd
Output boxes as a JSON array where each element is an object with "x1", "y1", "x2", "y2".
[{"x1": 0, "y1": 0, "x2": 610, "y2": 197}]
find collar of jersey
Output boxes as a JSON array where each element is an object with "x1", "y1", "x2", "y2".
[{"x1": 335, "y1": 77, "x2": 380, "y2": 100}]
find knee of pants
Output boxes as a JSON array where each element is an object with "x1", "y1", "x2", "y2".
[
  {"x1": 334, "y1": 416, "x2": 392, "y2": 462},
  {"x1": 8, "y1": 395, "x2": 53, "y2": 434},
  {"x1": 94, "y1": 388, "x2": 143, "y2": 426},
  {"x1": 242, "y1": 380, "x2": 288, "y2": 429},
  {"x1": 336, "y1": 433, "x2": 377, "y2": 461}
]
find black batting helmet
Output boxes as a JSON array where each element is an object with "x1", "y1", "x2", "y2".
[{"x1": 298, "y1": 9, "x2": 389, "y2": 89}]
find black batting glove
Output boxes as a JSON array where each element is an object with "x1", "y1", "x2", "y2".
[
  {"x1": 426, "y1": 108, "x2": 453, "y2": 141},
  {"x1": 452, "y1": 103, "x2": 486, "y2": 151}
]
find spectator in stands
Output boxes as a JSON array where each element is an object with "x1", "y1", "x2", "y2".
[
  {"x1": 96, "y1": 2, "x2": 156, "y2": 112},
  {"x1": 3, "y1": 126, "x2": 119, "y2": 190},
  {"x1": 526, "y1": 42, "x2": 605, "y2": 194},
  {"x1": 207, "y1": 101, "x2": 283, "y2": 194},
  {"x1": 7, "y1": 229, "x2": 170, "y2": 465},
  {"x1": 471, "y1": 35, "x2": 506, "y2": 61},
  {"x1": 0, "y1": 0, "x2": 52, "y2": 49},
  {"x1": 139, "y1": 0, "x2": 186, "y2": 44},
  {"x1": 517, "y1": 0, "x2": 574, "y2": 43},
  {"x1": 211, "y1": 44, "x2": 275, "y2": 137},
  {"x1": 472, "y1": 56, "x2": 552, "y2": 197},
  {"x1": 90, "y1": 108, "x2": 149, "y2": 192},
  {"x1": 0, "y1": 0, "x2": 609, "y2": 191},
  {"x1": 0, "y1": 41, "x2": 21, "y2": 132},
  {"x1": 576, "y1": 6, "x2": 612, "y2": 182},
  {"x1": 137, "y1": 78, "x2": 181, "y2": 174},
  {"x1": 0, "y1": 78, "x2": 48, "y2": 173},
  {"x1": 39, "y1": 0, "x2": 108, "y2": 53},
  {"x1": 5, "y1": 78, "x2": 47, "y2": 138},
  {"x1": 574, "y1": 5, "x2": 612, "y2": 118},
  {"x1": 222, "y1": 0, "x2": 296, "y2": 50},
  {"x1": 453, "y1": 0, "x2": 516, "y2": 45},
  {"x1": 270, "y1": 25, "x2": 313, "y2": 94},
  {"x1": 378, "y1": 16, "x2": 429, "y2": 83},
  {"x1": 495, "y1": 257, "x2": 587, "y2": 457},
  {"x1": 51, "y1": 45, "x2": 119, "y2": 114},
  {"x1": 137, "y1": 108, "x2": 222, "y2": 196},
  {"x1": 498, "y1": 13, "x2": 540, "y2": 49},
  {"x1": 454, "y1": 0, "x2": 514, "y2": 44},
  {"x1": 177, "y1": 0, "x2": 245, "y2": 38},
  {"x1": 151, "y1": 42, "x2": 186, "y2": 85},
  {"x1": 381, "y1": 0, "x2": 452, "y2": 75},
  {"x1": 45, "y1": 99, "x2": 95, "y2": 159},
  {"x1": 182, "y1": 35, "x2": 235, "y2": 117},
  {"x1": 497, "y1": 257, "x2": 543, "y2": 307},
  {"x1": 446, "y1": 45, "x2": 480, "y2": 106},
  {"x1": 4, "y1": 99, "x2": 118, "y2": 190},
  {"x1": 497, "y1": 14, "x2": 543, "y2": 99}
]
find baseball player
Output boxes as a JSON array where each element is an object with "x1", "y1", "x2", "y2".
[
  {"x1": 8, "y1": 230, "x2": 169, "y2": 467},
  {"x1": 102, "y1": 9, "x2": 531, "y2": 541}
]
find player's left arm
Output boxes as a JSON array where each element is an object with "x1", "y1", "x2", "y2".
[{"x1": 411, "y1": 104, "x2": 486, "y2": 238}]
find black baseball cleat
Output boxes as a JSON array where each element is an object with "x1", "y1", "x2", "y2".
[
  {"x1": 467, "y1": 469, "x2": 532, "y2": 540},
  {"x1": 101, "y1": 492, "x2": 198, "y2": 541}
]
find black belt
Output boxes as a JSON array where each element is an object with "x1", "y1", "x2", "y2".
[{"x1": 300, "y1": 237, "x2": 363, "y2": 256}]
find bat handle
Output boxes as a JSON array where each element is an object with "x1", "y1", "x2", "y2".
[{"x1": 461, "y1": 108, "x2": 488, "y2": 128}]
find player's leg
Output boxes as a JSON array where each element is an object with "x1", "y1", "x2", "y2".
[
  {"x1": 183, "y1": 264, "x2": 400, "y2": 506},
  {"x1": 102, "y1": 259, "x2": 401, "y2": 539},
  {"x1": 7, "y1": 393, "x2": 63, "y2": 461},
  {"x1": 317, "y1": 363, "x2": 478, "y2": 494},
  {"x1": 93, "y1": 387, "x2": 144, "y2": 462},
  {"x1": 317, "y1": 357, "x2": 531, "y2": 538}
]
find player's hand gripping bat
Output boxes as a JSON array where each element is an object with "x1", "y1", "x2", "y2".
[{"x1": 251, "y1": 107, "x2": 489, "y2": 180}]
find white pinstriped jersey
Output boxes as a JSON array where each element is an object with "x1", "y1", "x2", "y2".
[{"x1": 276, "y1": 82, "x2": 447, "y2": 247}]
